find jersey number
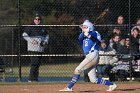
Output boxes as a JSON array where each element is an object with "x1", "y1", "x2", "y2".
[{"x1": 85, "y1": 41, "x2": 88, "y2": 46}]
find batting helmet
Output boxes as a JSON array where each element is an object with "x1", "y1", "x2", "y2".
[{"x1": 80, "y1": 20, "x2": 95, "y2": 31}]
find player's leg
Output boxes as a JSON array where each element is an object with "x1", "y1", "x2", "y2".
[
  {"x1": 68, "y1": 52, "x2": 99, "y2": 88},
  {"x1": 88, "y1": 62, "x2": 117, "y2": 91},
  {"x1": 59, "y1": 59, "x2": 87, "y2": 91},
  {"x1": 88, "y1": 66, "x2": 113, "y2": 85},
  {"x1": 59, "y1": 52, "x2": 98, "y2": 91}
]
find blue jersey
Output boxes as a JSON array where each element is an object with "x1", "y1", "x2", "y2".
[{"x1": 78, "y1": 31, "x2": 101, "y2": 54}]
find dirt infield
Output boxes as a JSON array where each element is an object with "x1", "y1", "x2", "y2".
[{"x1": 0, "y1": 83, "x2": 140, "y2": 93}]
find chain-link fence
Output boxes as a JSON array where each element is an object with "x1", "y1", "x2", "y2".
[{"x1": 0, "y1": 0, "x2": 140, "y2": 82}]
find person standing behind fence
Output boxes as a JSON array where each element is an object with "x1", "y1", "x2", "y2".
[{"x1": 22, "y1": 13, "x2": 49, "y2": 82}]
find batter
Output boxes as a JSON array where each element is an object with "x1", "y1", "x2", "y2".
[{"x1": 59, "y1": 20, "x2": 117, "y2": 92}]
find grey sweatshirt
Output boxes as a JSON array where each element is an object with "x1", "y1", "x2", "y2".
[{"x1": 23, "y1": 32, "x2": 49, "y2": 52}]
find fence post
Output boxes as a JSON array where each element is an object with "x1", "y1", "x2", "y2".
[
  {"x1": 128, "y1": 0, "x2": 133, "y2": 81},
  {"x1": 17, "y1": 0, "x2": 21, "y2": 82}
]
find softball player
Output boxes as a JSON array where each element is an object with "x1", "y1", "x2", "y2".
[{"x1": 59, "y1": 20, "x2": 117, "y2": 92}]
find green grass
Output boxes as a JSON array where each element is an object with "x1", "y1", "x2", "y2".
[
  {"x1": 3, "y1": 63, "x2": 140, "y2": 85},
  {"x1": 4, "y1": 63, "x2": 85, "y2": 77}
]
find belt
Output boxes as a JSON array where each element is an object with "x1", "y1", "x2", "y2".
[
  {"x1": 85, "y1": 50, "x2": 97, "y2": 55},
  {"x1": 89, "y1": 50, "x2": 95, "y2": 54}
]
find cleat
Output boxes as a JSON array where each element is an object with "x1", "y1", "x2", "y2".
[
  {"x1": 59, "y1": 87, "x2": 73, "y2": 92},
  {"x1": 107, "y1": 83, "x2": 117, "y2": 91}
]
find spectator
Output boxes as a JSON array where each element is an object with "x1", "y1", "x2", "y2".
[
  {"x1": 108, "y1": 27, "x2": 123, "y2": 40},
  {"x1": 116, "y1": 15, "x2": 128, "y2": 36},
  {"x1": 109, "y1": 34, "x2": 123, "y2": 53},
  {"x1": 131, "y1": 28, "x2": 139, "y2": 54},
  {"x1": 112, "y1": 37, "x2": 131, "y2": 81},
  {"x1": 109, "y1": 15, "x2": 127, "y2": 39},
  {"x1": 131, "y1": 27, "x2": 140, "y2": 71},
  {"x1": 22, "y1": 13, "x2": 49, "y2": 82},
  {"x1": 112, "y1": 34, "x2": 139, "y2": 81},
  {"x1": 131, "y1": 28, "x2": 140, "y2": 60},
  {"x1": 97, "y1": 39, "x2": 118, "y2": 80},
  {"x1": 117, "y1": 15, "x2": 124, "y2": 25},
  {"x1": 113, "y1": 28, "x2": 121, "y2": 36},
  {"x1": 131, "y1": 17, "x2": 140, "y2": 31},
  {"x1": 119, "y1": 37, "x2": 130, "y2": 54},
  {"x1": 118, "y1": 36, "x2": 131, "y2": 62}
]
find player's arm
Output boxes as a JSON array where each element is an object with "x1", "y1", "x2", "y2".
[
  {"x1": 85, "y1": 31, "x2": 101, "y2": 42},
  {"x1": 88, "y1": 32, "x2": 97, "y2": 42},
  {"x1": 78, "y1": 32, "x2": 85, "y2": 43}
]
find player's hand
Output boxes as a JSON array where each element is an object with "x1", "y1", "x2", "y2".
[
  {"x1": 84, "y1": 32, "x2": 91, "y2": 38},
  {"x1": 84, "y1": 32, "x2": 89, "y2": 36},
  {"x1": 83, "y1": 28, "x2": 90, "y2": 33}
]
